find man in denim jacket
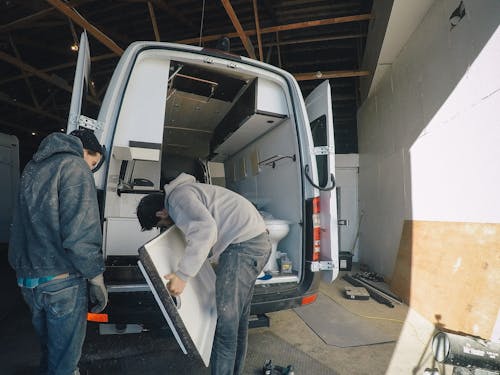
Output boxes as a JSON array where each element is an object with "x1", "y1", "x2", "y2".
[
  {"x1": 9, "y1": 129, "x2": 107, "y2": 375},
  {"x1": 137, "y1": 173, "x2": 271, "y2": 375}
]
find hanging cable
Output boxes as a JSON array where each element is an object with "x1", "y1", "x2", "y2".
[{"x1": 198, "y1": 0, "x2": 206, "y2": 47}]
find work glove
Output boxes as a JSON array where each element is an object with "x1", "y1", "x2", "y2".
[{"x1": 88, "y1": 274, "x2": 108, "y2": 313}]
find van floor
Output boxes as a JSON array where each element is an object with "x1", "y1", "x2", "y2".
[{"x1": 0, "y1": 259, "x2": 453, "y2": 374}]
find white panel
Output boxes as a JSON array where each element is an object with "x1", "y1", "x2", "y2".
[
  {"x1": 105, "y1": 217, "x2": 159, "y2": 256},
  {"x1": 139, "y1": 226, "x2": 217, "y2": 366},
  {"x1": 256, "y1": 78, "x2": 288, "y2": 116},
  {"x1": 113, "y1": 54, "x2": 169, "y2": 147},
  {"x1": 336, "y1": 168, "x2": 359, "y2": 260}
]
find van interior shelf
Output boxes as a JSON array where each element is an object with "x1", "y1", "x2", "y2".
[
  {"x1": 210, "y1": 79, "x2": 288, "y2": 162},
  {"x1": 258, "y1": 154, "x2": 296, "y2": 169}
]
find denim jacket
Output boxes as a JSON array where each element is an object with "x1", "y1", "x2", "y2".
[{"x1": 8, "y1": 133, "x2": 104, "y2": 279}]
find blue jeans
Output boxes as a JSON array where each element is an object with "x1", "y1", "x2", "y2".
[
  {"x1": 21, "y1": 275, "x2": 87, "y2": 375},
  {"x1": 210, "y1": 232, "x2": 271, "y2": 375}
]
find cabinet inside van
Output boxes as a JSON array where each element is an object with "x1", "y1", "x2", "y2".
[{"x1": 68, "y1": 33, "x2": 338, "y2": 331}]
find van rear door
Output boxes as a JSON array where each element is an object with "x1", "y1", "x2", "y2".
[
  {"x1": 66, "y1": 31, "x2": 91, "y2": 134},
  {"x1": 305, "y1": 80, "x2": 339, "y2": 283}
]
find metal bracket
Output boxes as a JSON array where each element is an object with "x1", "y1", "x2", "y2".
[
  {"x1": 78, "y1": 115, "x2": 103, "y2": 131},
  {"x1": 314, "y1": 146, "x2": 335, "y2": 155},
  {"x1": 310, "y1": 261, "x2": 334, "y2": 272}
]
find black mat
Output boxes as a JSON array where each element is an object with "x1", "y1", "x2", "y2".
[{"x1": 294, "y1": 293, "x2": 399, "y2": 347}]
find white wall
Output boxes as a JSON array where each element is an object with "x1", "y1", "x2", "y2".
[{"x1": 357, "y1": 0, "x2": 500, "y2": 276}]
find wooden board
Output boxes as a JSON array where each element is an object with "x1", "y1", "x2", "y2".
[{"x1": 390, "y1": 220, "x2": 500, "y2": 339}]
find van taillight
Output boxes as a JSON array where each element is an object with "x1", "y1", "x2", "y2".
[{"x1": 312, "y1": 196, "x2": 320, "y2": 261}]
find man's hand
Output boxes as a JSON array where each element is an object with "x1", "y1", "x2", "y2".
[
  {"x1": 88, "y1": 274, "x2": 108, "y2": 313},
  {"x1": 164, "y1": 273, "x2": 187, "y2": 296}
]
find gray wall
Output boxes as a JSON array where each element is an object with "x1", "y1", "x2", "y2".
[{"x1": 357, "y1": 0, "x2": 500, "y2": 276}]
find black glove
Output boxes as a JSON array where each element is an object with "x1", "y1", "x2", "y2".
[{"x1": 88, "y1": 274, "x2": 108, "y2": 313}]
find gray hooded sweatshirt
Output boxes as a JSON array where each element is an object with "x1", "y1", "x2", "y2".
[
  {"x1": 164, "y1": 173, "x2": 266, "y2": 281},
  {"x1": 9, "y1": 133, "x2": 104, "y2": 280}
]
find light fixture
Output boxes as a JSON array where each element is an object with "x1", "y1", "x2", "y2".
[
  {"x1": 70, "y1": 43, "x2": 79, "y2": 52},
  {"x1": 60, "y1": 128, "x2": 65, "y2": 132},
  {"x1": 449, "y1": 1, "x2": 466, "y2": 29},
  {"x1": 31, "y1": 132, "x2": 36, "y2": 136}
]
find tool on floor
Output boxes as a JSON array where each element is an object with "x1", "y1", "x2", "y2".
[
  {"x1": 353, "y1": 273, "x2": 403, "y2": 303},
  {"x1": 263, "y1": 360, "x2": 295, "y2": 375},
  {"x1": 343, "y1": 286, "x2": 370, "y2": 300},
  {"x1": 343, "y1": 274, "x2": 394, "y2": 308}
]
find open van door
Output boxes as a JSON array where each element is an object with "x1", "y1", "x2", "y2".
[
  {"x1": 305, "y1": 80, "x2": 339, "y2": 283},
  {"x1": 66, "y1": 31, "x2": 91, "y2": 134},
  {"x1": 137, "y1": 226, "x2": 217, "y2": 367}
]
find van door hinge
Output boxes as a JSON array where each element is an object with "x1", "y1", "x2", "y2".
[
  {"x1": 310, "y1": 261, "x2": 334, "y2": 272},
  {"x1": 314, "y1": 146, "x2": 335, "y2": 155},
  {"x1": 78, "y1": 115, "x2": 103, "y2": 131}
]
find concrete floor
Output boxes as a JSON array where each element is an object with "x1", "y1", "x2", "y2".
[
  {"x1": 265, "y1": 273, "x2": 450, "y2": 375},
  {"x1": 0, "y1": 247, "x2": 455, "y2": 375}
]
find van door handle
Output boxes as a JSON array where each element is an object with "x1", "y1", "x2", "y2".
[{"x1": 304, "y1": 164, "x2": 335, "y2": 191}]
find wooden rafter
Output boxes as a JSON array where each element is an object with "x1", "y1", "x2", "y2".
[
  {"x1": 0, "y1": 50, "x2": 100, "y2": 105},
  {"x1": 252, "y1": 0, "x2": 263, "y2": 61},
  {"x1": 293, "y1": 70, "x2": 370, "y2": 81},
  {"x1": 151, "y1": 0, "x2": 195, "y2": 30},
  {"x1": 178, "y1": 13, "x2": 372, "y2": 45},
  {"x1": 0, "y1": 0, "x2": 90, "y2": 33},
  {"x1": 0, "y1": 93, "x2": 65, "y2": 123},
  {"x1": 147, "y1": 2, "x2": 161, "y2": 42},
  {"x1": 46, "y1": 0, "x2": 124, "y2": 55},
  {"x1": 0, "y1": 53, "x2": 116, "y2": 86},
  {"x1": 220, "y1": 0, "x2": 256, "y2": 59},
  {"x1": 8, "y1": 35, "x2": 40, "y2": 109}
]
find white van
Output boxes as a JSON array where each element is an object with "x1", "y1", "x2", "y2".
[{"x1": 69, "y1": 32, "x2": 339, "y2": 330}]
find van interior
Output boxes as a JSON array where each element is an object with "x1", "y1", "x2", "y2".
[{"x1": 104, "y1": 55, "x2": 307, "y2": 286}]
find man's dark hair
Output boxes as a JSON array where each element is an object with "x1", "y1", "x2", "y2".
[
  {"x1": 137, "y1": 193, "x2": 165, "y2": 230},
  {"x1": 70, "y1": 129, "x2": 103, "y2": 155}
]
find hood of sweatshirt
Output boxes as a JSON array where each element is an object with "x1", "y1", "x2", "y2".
[
  {"x1": 163, "y1": 173, "x2": 196, "y2": 200},
  {"x1": 33, "y1": 133, "x2": 83, "y2": 163}
]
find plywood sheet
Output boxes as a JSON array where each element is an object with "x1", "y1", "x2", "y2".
[{"x1": 390, "y1": 220, "x2": 500, "y2": 339}]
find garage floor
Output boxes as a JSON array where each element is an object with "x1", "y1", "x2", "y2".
[{"x1": 0, "y1": 249, "x2": 449, "y2": 375}]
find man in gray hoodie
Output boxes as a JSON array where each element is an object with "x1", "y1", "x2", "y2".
[
  {"x1": 137, "y1": 173, "x2": 271, "y2": 375},
  {"x1": 9, "y1": 129, "x2": 107, "y2": 375}
]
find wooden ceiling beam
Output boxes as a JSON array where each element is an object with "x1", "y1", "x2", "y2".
[
  {"x1": 252, "y1": 0, "x2": 263, "y2": 61},
  {"x1": 151, "y1": 0, "x2": 196, "y2": 30},
  {"x1": 0, "y1": 50, "x2": 99, "y2": 105},
  {"x1": 8, "y1": 35, "x2": 40, "y2": 109},
  {"x1": 147, "y1": 2, "x2": 161, "y2": 41},
  {"x1": 0, "y1": 53, "x2": 116, "y2": 86},
  {"x1": 0, "y1": 0, "x2": 90, "y2": 33},
  {"x1": 220, "y1": 0, "x2": 256, "y2": 59},
  {"x1": 178, "y1": 13, "x2": 372, "y2": 45},
  {"x1": 293, "y1": 70, "x2": 370, "y2": 81},
  {"x1": 0, "y1": 92, "x2": 65, "y2": 123},
  {"x1": 46, "y1": 0, "x2": 124, "y2": 55}
]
